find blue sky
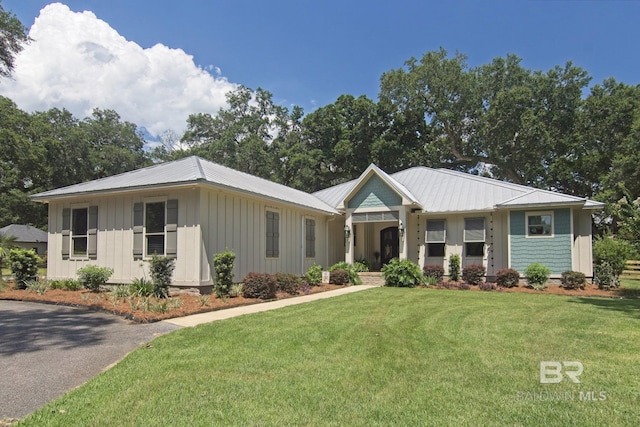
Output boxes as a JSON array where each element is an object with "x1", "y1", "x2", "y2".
[{"x1": 3, "y1": 0, "x2": 639, "y2": 135}]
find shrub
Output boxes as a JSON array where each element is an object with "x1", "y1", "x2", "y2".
[
  {"x1": 423, "y1": 265, "x2": 444, "y2": 283},
  {"x1": 242, "y1": 273, "x2": 277, "y2": 299},
  {"x1": 594, "y1": 262, "x2": 619, "y2": 289},
  {"x1": 329, "y1": 262, "x2": 362, "y2": 285},
  {"x1": 111, "y1": 284, "x2": 130, "y2": 298},
  {"x1": 213, "y1": 250, "x2": 236, "y2": 297},
  {"x1": 462, "y1": 264, "x2": 485, "y2": 286},
  {"x1": 8, "y1": 249, "x2": 40, "y2": 289},
  {"x1": 593, "y1": 236, "x2": 637, "y2": 280},
  {"x1": 49, "y1": 279, "x2": 82, "y2": 291},
  {"x1": 457, "y1": 282, "x2": 471, "y2": 290},
  {"x1": 381, "y1": 258, "x2": 423, "y2": 288},
  {"x1": 423, "y1": 276, "x2": 439, "y2": 287},
  {"x1": 448, "y1": 254, "x2": 461, "y2": 282},
  {"x1": 353, "y1": 259, "x2": 370, "y2": 272},
  {"x1": 479, "y1": 282, "x2": 496, "y2": 291},
  {"x1": 305, "y1": 264, "x2": 323, "y2": 286},
  {"x1": 496, "y1": 268, "x2": 520, "y2": 288},
  {"x1": 300, "y1": 283, "x2": 312, "y2": 295},
  {"x1": 228, "y1": 283, "x2": 244, "y2": 298},
  {"x1": 26, "y1": 279, "x2": 48, "y2": 295},
  {"x1": 275, "y1": 272, "x2": 301, "y2": 295},
  {"x1": 77, "y1": 265, "x2": 113, "y2": 292},
  {"x1": 129, "y1": 277, "x2": 154, "y2": 297},
  {"x1": 524, "y1": 263, "x2": 551, "y2": 291},
  {"x1": 149, "y1": 255, "x2": 175, "y2": 298},
  {"x1": 329, "y1": 269, "x2": 350, "y2": 285},
  {"x1": 561, "y1": 271, "x2": 587, "y2": 290}
]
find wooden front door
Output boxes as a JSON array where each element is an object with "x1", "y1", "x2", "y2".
[{"x1": 380, "y1": 226, "x2": 399, "y2": 266}]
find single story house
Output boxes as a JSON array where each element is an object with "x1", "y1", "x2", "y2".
[
  {"x1": 31, "y1": 156, "x2": 603, "y2": 288},
  {"x1": 0, "y1": 224, "x2": 48, "y2": 255}
]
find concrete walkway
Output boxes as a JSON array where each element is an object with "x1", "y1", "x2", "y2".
[{"x1": 165, "y1": 284, "x2": 378, "y2": 327}]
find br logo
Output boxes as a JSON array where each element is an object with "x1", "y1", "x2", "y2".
[{"x1": 540, "y1": 361, "x2": 583, "y2": 384}]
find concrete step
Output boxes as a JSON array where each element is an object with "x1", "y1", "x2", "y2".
[{"x1": 358, "y1": 272, "x2": 385, "y2": 287}]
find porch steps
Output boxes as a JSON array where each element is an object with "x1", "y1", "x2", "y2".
[{"x1": 358, "y1": 272, "x2": 385, "y2": 287}]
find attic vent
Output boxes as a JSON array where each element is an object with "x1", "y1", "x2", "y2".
[{"x1": 351, "y1": 211, "x2": 399, "y2": 223}]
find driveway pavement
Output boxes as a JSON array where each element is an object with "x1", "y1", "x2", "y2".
[{"x1": 0, "y1": 300, "x2": 180, "y2": 420}]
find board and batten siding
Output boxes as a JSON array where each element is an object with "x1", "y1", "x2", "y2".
[
  {"x1": 509, "y1": 208, "x2": 572, "y2": 275},
  {"x1": 347, "y1": 175, "x2": 402, "y2": 209}
]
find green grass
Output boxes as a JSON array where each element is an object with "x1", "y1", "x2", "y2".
[{"x1": 19, "y1": 288, "x2": 640, "y2": 426}]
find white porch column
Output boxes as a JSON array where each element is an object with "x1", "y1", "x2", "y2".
[
  {"x1": 399, "y1": 208, "x2": 409, "y2": 260},
  {"x1": 345, "y1": 213, "x2": 354, "y2": 264}
]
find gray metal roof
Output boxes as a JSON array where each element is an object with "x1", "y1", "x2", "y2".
[
  {"x1": 0, "y1": 224, "x2": 48, "y2": 243},
  {"x1": 314, "y1": 166, "x2": 604, "y2": 213},
  {"x1": 31, "y1": 157, "x2": 338, "y2": 215}
]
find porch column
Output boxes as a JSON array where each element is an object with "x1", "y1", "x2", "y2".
[
  {"x1": 345, "y1": 214, "x2": 354, "y2": 264},
  {"x1": 399, "y1": 208, "x2": 409, "y2": 260}
]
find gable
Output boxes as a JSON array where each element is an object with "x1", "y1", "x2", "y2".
[{"x1": 347, "y1": 175, "x2": 402, "y2": 209}]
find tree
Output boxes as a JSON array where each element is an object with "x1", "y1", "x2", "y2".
[
  {"x1": 0, "y1": 1, "x2": 30, "y2": 78},
  {"x1": 0, "y1": 231, "x2": 16, "y2": 266}
]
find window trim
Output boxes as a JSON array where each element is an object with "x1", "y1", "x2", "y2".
[
  {"x1": 70, "y1": 206, "x2": 89, "y2": 259},
  {"x1": 144, "y1": 200, "x2": 166, "y2": 257},
  {"x1": 526, "y1": 211, "x2": 554, "y2": 238}
]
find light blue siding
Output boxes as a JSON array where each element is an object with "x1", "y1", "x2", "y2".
[
  {"x1": 510, "y1": 209, "x2": 572, "y2": 274},
  {"x1": 347, "y1": 175, "x2": 402, "y2": 209}
]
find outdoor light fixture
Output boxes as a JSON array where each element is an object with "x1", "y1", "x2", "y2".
[
  {"x1": 344, "y1": 224, "x2": 351, "y2": 239},
  {"x1": 398, "y1": 221, "x2": 405, "y2": 238}
]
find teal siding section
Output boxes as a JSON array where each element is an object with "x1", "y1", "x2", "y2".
[
  {"x1": 510, "y1": 209, "x2": 572, "y2": 274},
  {"x1": 347, "y1": 175, "x2": 402, "y2": 209}
]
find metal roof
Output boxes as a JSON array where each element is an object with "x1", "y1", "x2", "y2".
[
  {"x1": 313, "y1": 166, "x2": 604, "y2": 213},
  {"x1": 31, "y1": 157, "x2": 338, "y2": 215},
  {"x1": 0, "y1": 224, "x2": 48, "y2": 243}
]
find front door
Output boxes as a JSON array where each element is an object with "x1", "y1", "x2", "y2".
[{"x1": 380, "y1": 227, "x2": 399, "y2": 266}]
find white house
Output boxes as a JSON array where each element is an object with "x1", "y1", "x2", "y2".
[{"x1": 31, "y1": 156, "x2": 603, "y2": 289}]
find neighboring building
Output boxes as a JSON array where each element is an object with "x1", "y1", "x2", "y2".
[
  {"x1": 31, "y1": 156, "x2": 603, "y2": 289},
  {"x1": 0, "y1": 224, "x2": 48, "y2": 255}
]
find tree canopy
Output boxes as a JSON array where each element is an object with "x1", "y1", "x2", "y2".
[{"x1": 0, "y1": 0, "x2": 29, "y2": 78}]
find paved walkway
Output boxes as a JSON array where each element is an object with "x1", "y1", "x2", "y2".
[{"x1": 165, "y1": 284, "x2": 378, "y2": 327}]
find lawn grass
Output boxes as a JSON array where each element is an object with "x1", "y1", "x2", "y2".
[{"x1": 19, "y1": 288, "x2": 640, "y2": 426}]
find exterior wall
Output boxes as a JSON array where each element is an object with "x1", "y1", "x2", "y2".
[
  {"x1": 572, "y1": 209, "x2": 594, "y2": 277},
  {"x1": 326, "y1": 218, "x2": 345, "y2": 267},
  {"x1": 509, "y1": 208, "x2": 572, "y2": 276},
  {"x1": 347, "y1": 175, "x2": 402, "y2": 209}
]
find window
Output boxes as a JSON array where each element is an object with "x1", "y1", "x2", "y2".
[
  {"x1": 266, "y1": 211, "x2": 280, "y2": 258},
  {"x1": 305, "y1": 218, "x2": 316, "y2": 258},
  {"x1": 464, "y1": 218, "x2": 485, "y2": 257},
  {"x1": 71, "y1": 208, "x2": 88, "y2": 257},
  {"x1": 527, "y1": 212, "x2": 553, "y2": 237},
  {"x1": 426, "y1": 219, "x2": 446, "y2": 257},
  {"x1": 145, "y1": 202, "x2": 165, "y2": 255}
]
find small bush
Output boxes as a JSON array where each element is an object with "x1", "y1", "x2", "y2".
[
  {"x1": 300, "y1": 283, "x2": 312, "y2": 295},
  {"x1": 111, "y1": 284, "x2": 130, "y2": 298},
  {"x1": 242, "y1": 273, "x2": 277, "y2": 299},
  {"x1": 594, "y1": 262, "x2": 619, "y2": 289},
  {"x1": 423, "y1": 265, "x2": 445, "y2": 283},
  {"x1": 329, "y1": 269, "x2": 350, "y2": 285},
  {"x1": 213, "y1": 250, "x2": 235, "y2": 297},
  {"x1": 329, "y1": 262, "x2": 362, "y2": 285},
  {"x1": 149, "y1": 255, "x2": 175, "y2": 298},
  {"x1": 593, "y1": 236, "x2": 637, "y2": 278},
  {"x1": 458, "y1": 282, "x2": 471, "y2": 290},
  {"x1": 448, "y1": 254, "x2": 461, "y2": 282},
  {"x1": 496, "y1": 268, "x2": 520, "y2": 288},
  {"x1": 9, "y1": 249, "x2": 40, "y2": 289},
  {"x1": 26, "y1": 279, "x2": 48, "y2": 295},
  {"x1": 462, "y1": 264, "x2": 485, "y2": 286},
  {"x1": 382, "y1": 258, "x2": 424, "y2": 288},
  {"x1": 77, "y1": 265, "x2": 113, "y2": 292},
  {"x1": 305, "y1": 264, "x2": 323, "y2": 286},
  {"x1": 129, "y1": 277, "x2": 154, "y2": 297},
  {"x1": 275, "y1": 273, "x2": 301, "y2": 295},
  {"x1": 479, "y1": 282, "x2": 496, "y2": 291},
  {"x1": 228, "y1": 283, "x2": 244, "y2": 298},
  {"x1": 423, "y1": 276, "x2": 439, "y2": 287},
  {"x1": 561, "y1": 271, "x2": 587, "y2": 290},
  {"x1": 353, "y1": 259, "x2": 370, "y2": 272},
  {"x1": 524, "y1": 263, "x2": 551, "y2": 291}
]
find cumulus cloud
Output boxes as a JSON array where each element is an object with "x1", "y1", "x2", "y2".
[{"x1": 0, "y1": 3, "x2": 237, "y2": 135}]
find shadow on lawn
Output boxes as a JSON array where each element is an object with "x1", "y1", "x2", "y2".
[
  {"x1": 0, "y1": 301, "x2": 118, "y2": 356},
  {"x1": 568, "y1": 296, "x2": 640, "y2": 319}
]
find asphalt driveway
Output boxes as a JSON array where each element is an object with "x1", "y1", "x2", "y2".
[{"x1": 0, "y1": 300, "x2": 181, "y2": 420}]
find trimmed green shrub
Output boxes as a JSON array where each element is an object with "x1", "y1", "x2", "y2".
[
  {"x1": 448, "y1": 254, "x2": 461, "y2": 282},
  {"x1": 496, "y1": 268, "x2": 520, "y2": 288},
  {"x1": 275, "y1": 272, "x2": 301, "y2": 295},
  {"x1": 594, "y1": 262, "x2": 619, "y2": 289},
  {"x1": 423, "y1": 265, "x2": 444, "y2": 283},
  {"x1": 213, "y1": 250, "x2": 236, "y2": 297},
  {"x1": 49, "y1": 279, "x2": 82, "y2": 291},
  {"x1": 353, "y1": 259, "x2": 370, "y2": 272},
  {"x1": 381, "y1": 258, "x2": 424, "y2": 288},
  {"x1": 305, "y1": 264, "x2": 323, "y2": 286},
  {"x1": 524, "y1": 263, "x2": 551, "y2": 291},
  {"x1": 77, "y1": 265, "x2": 114, "y2": 292},
  {"x1": 329, "y1": 269, "x2": 350, "y2": 285},
  {"x1": 593, "y1": 236, "x2": 637, "y2": 279},
  {"x1": 462, "y1": 264, "x2": 485, "y2": 286},
  {"x1": 129, "y1": 277, "x2": 154, "y2": 297},
  {"x1": 149, "y1": 255, "x2": 175, "y2": 298},
  {"x1": 9, "y1": 249, "x2": 40, "y2": 289},
  {"x1": 242, "y1": 273, "x2": 277, "y2": 299},
  {"x1": 561, "y1": 271, "x2": 587, "y2": 290},
  {"x1": 329, "y1": 262, "x2": 362, "y2": 285}
]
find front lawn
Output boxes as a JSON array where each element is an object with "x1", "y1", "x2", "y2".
[{"x1": 20, "y1": 288, "x2": 640, "y2": 426}]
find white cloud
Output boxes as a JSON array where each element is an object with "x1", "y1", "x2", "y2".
[{"x1": 0, "y1": 2, "x2": 237, "y2": 136}]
